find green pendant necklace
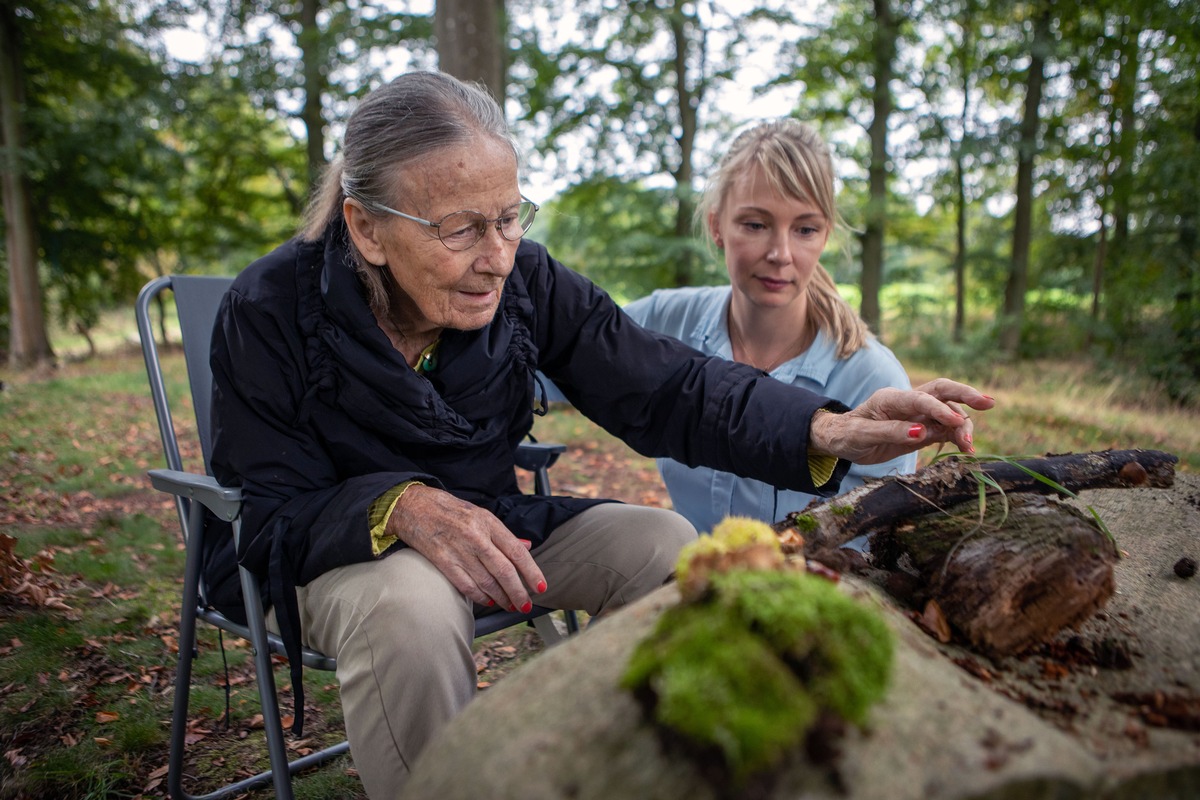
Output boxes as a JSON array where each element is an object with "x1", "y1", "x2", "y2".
[{"x1": 415, "y1": 339, "x2": 440, "y2": 374}]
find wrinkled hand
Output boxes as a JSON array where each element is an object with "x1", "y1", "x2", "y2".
[
  {"x1": 810, "y1": 378, "x2": 996, "y2": 465},
  {"x1": 387, "y1": 484, "x2": 546, "y2": 613}
]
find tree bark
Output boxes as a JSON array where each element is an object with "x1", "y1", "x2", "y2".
[
  {"x1": 774, "y1": 449, "x2": 1176, "y2": 656},
  {"x1": 1000, "y1": 1, "x2": 1052, "y2": 356},
  {"x1": 0, "y1": 5, "x2": 53, "y2": 369},
  {"x1": 776, "y1": 449, "x2": 1175, "y2": 552},
  {"x1": 436, "y1": 0, "x2": 506, "y2": 102},
  {"x1": 952, "y1": 12, "x2": 972, "y2": 344},
  {"x1": 860, "y1": 0, "x2": 896, "y2": 335},
  {"x1": 668, "y1": 0, "x2": 699, "y2": 288},
  {"x1": 881, "y1": 494, "x2": 1117, "y2": 655},
  {"x1": 298, "y1": 0, "x2": 327, "y2": 194}
]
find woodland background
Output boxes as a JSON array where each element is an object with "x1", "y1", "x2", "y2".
[
  {"x1": 2, "y1": 2, "x2": 1200, "y2": 796},
  {"x1": 1, "y1": 0, "x2": 1198, "y2": 406}
]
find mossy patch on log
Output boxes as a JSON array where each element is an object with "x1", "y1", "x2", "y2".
[{"x1": 622, "y1": 518, "x2": 894, "y2": 786}]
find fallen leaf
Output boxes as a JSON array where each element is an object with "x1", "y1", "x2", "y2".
[
  {"x1": 917, "y1": 599, "x2": 953, "y2": 643},
  {"x1": 96, "y1": 710, "x2": 120, "y2": 724}
]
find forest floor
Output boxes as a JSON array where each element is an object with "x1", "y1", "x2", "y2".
[{"x1": 1, "y1": 347, "x2": 1197, "y2": 799}]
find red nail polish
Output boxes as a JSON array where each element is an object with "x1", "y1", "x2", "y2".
[
  {"x1": 520, "y1": 601, "x2": 533, "y2": 614},
  {"x1": 486, "y1": 599, "x2": 495, "y2": 607},
  {"x1": 535, "y1": 580, "x2": 547, "y2": 593},
  {"x1": 908, "y1": 424, "x2": 924, "y2": 439},
  {"x1": 519, "y1": 538, "x2": 532, "y2": 549},
  {"x1": 508, "y1": 604, "x2": 517, "y2": 612}
]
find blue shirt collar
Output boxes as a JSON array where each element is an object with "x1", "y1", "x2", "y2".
[{"x1": 693, "y1": 296, "x2": 840, "y2": 389}]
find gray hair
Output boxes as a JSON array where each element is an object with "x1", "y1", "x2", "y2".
[{"x1": 301, "y1": 71, "x2": 518, "y2": 314}]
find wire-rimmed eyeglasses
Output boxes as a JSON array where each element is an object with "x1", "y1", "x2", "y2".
[{"x1": 372, "y1": 197, "x2": 539, "y2": 251}]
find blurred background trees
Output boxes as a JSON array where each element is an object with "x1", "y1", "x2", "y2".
[{"x1": 1, "y1": 0, "x2": 1196, "y2": 405}]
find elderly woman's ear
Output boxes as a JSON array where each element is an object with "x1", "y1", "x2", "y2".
[{"x1": 344, "y1": 199, "x2": 390, "y2": 267}]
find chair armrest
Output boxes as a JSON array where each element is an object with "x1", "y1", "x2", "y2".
[
  {"x1": 515, "y1": 441, "x2": 566, "y2": 473},
  {"x1": 148, "y1": 468, "x2": 243, "y2": 522}
]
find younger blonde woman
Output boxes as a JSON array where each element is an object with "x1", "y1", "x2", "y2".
[{"x1": 626, "y1": 119, "x2": 917, "y2": 533}]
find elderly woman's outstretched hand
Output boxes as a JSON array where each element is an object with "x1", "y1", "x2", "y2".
[{"x1": 810, "y1": 379, "x2": 995, "y2": 465}]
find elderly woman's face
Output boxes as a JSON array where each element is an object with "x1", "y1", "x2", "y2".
[{"x1": 363, "y1": 137, "x2": 523, "y2": 335}]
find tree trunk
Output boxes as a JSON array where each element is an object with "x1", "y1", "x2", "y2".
[
  {"x1": 0, "y1": 5, "x2": 53, "y2": 369},
  {"x1": 436, "y1": 0, "x2": 507, "y2": 102},
  {"x1": 298, "y1": 0, "x2": 326, "y2": 194},
  {"x1": 1173, "y1": 88, "x2": 1200, "y2": 385},
  {"x1": 952, "y1": 15, "x2": 971, "y2": 344},
  {"x1": 668, "y1": 0, "x2": 699, "y2": 288},
  {"x1": 774, "y1": 449, "x2": 1175, "y2": 656},
  {"x1": 953, "y1": 154, "x2": 967, "y2": 343},
  {"x1": 999, "y1": 1, "x2": 1051, "y2": 356},
  {"x1": 860, "y1": 0, "x2": 896, "y2": 335},
  {"x1": 1089, "y1": 206, "x2": 1107, "y2": 332},
  {"x1": 1109, "y1": 15, "x2": 1137, "y2": 255}
]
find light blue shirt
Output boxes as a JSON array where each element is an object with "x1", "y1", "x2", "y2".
[{"x1": 624, "y1": 285, "x2": 917, "y2": 534}]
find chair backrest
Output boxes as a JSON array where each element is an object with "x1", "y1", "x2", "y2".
[{"x1": 136, "y1": 275, "x2": 234, "y2": 475}]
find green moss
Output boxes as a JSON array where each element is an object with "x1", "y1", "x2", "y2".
[
  {"x1": 789, "y1": 514, "x2": 818, "y2": 533},
  {"x1": 712, "y1": 571, "x2": 893, "y2": 726},
  {"x1": 624, "y1": 569, "x2": 894, "y2": 782},
  {"x1": 830, "y1": 504, "x2": 855, "y2": 516},
  {"x1": 624, "y1": 604, "x2": 816, "y2": 779}
]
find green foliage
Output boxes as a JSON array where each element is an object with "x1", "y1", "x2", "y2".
[
  {"x1": 536, "y1": 176, "x2": 723, "y2": 298},
  {"x1": 2, "y1": 0, "x2": 313, "y2": 358},
  {"x1": 623, "y1": 568, "x2": 893, "y2": 783},
  {"x1": 2, "y1": 0, "x2": 1198, "y2": 403}
]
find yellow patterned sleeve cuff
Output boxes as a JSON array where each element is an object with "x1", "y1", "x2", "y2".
[
  {"x1": 807, "y1": 407, "x2": 840, "y2": 488},
  {"x1": 368, "y1": 481, "x2": 423, "y2": 557},
  {"x1": 808, "y1": 453, "x2": 839, "y2": 488}
]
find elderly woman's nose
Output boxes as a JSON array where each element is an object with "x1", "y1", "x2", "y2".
[{"x1": 475, "y1": 225, "x2": 512, "y2": 267}]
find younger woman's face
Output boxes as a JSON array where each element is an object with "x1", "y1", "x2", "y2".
[{"x1": 711, "y1": 164, "x2": 830, "y2": 312}]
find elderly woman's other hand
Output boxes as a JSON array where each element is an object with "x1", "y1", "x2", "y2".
[
  {"x1": 387, "y1": 485, "x2": 547, "y2": 613},
  {"x1": 810, "y1": 379, "x2": 995, "y2": 465}
]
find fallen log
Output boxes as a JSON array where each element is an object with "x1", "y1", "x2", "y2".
[{"x1": 773, "y1": 449, "x2": 1177, "y2": 656}]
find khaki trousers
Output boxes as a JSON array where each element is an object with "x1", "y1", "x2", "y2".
[{"x1": 269, "y1": 502, "x2": 695, "y2": 799}]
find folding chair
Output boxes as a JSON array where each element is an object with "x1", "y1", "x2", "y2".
[{"x1": 135, "y1": 274, "x2": 576, "y2": 800}]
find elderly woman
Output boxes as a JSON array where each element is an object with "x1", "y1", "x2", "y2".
[
  {"x1": 207, "y1": 70, "x2": 993, "y2": 798},
  {"x1": 627, "y1": 119, "x2": 919, "y2": 533}
]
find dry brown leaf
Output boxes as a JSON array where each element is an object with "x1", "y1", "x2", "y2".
[
  {"x1": 95, "y1": 710, "x2": 120, "y2": 724},
  {"x1": 918, "y1": 599, "x2": 953, "y2": 643}
]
